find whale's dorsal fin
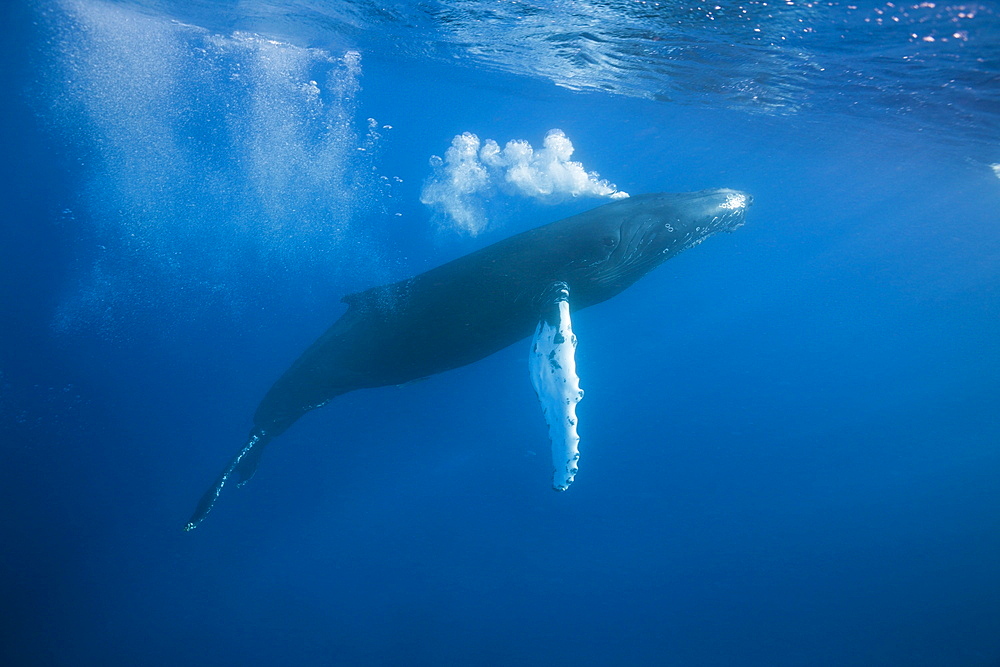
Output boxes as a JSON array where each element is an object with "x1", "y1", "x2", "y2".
[
  {"x1": 341, "y1": 280, "x2": 412, "y2": 314},
  {"x1": 340, "y1": 287, "x2": 374, "y2": 309},
  {"x1": 529, "y1": 281, "x2": 584, "y2": 491}
]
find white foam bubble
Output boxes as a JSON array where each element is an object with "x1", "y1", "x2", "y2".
[
  {"x1": 421, "y1": 129, "x2": 628, "y2": 234},
  {"x1": 418, "y1": 132, "x2": 492, "y2": 234}
]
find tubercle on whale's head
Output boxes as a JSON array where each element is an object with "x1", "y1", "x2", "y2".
[
  {"x1": 621, "y1": 188, "x2": 752, "y2": 242},
  {"x1": 581, "y1": 188, "x2": 752, "y2": 292}
]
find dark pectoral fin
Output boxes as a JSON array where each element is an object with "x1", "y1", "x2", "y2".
[{"x1": 184, "y1": 429, "x2": 271, "y2": 532}]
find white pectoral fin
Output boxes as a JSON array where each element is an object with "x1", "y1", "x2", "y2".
[{"x1": 529, "y1": 283, "x2": 584, "y2": 491}]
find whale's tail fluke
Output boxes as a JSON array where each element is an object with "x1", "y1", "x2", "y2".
[{"x1": 184, "y1": 428, "x2": 271, "y2": 532}]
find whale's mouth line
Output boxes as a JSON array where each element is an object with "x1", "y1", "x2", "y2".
[
  {"x1": 592, "y1": 201, "x2": 749, "y2": 285},
  {"x1": 595, "y1": 237, "x2": 664, "y2": 285},
  {"x1": 595, "y1": 221, "x2": 657, "y2": 284},
  {"x1": 715, "y1": 207, "x2": 749, "y2": 234}
]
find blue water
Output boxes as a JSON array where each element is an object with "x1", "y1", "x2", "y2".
[{"x1": 3, "y1": 1, "x2": 999, "y2": 665}]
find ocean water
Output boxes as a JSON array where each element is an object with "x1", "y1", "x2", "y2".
[{"x1": 2, "y1": 0, "x2": 999, "y2": 665}]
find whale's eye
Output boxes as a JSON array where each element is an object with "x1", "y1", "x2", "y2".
[{"x1": 602, "y1": 236, "x2": 617, "y2": 248}]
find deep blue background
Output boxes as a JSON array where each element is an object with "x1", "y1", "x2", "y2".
[{"x1": 2, "y1": 1, "x2": 999, "y2": 665}]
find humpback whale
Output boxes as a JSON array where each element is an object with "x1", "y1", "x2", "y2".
[{"x1": 186, "y1": 188, "x2": 751, "y2": 530}]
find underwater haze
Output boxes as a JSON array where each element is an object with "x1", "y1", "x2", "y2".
[{"x1": 2, "y1": 0, "x2": 999, "y2": 665}]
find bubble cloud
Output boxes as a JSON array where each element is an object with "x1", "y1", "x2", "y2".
[
  {"x1": 47, "y1": 0, "x2": 386, "y2": 337},
  {"x1": 421, "y1": 129, "x2": 628, "y2": 234}
]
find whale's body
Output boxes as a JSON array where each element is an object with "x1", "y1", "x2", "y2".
[{"x1": 186, "y1": 189, "x2": 751, "y2": 530}]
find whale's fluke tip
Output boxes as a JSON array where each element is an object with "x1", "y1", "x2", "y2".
[{"x1": 184, "y1": 429, "x2": 271, "y2": 533}]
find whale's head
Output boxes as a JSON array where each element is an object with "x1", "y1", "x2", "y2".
[{"x1": 570, "y1": 188, "x2": 751, "y2": 299}]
